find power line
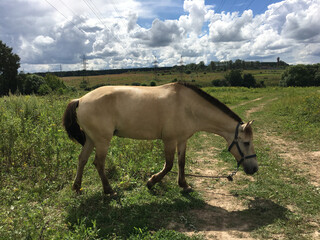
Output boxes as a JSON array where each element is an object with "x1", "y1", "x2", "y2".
[
  {"x1": 82, "y1": 0, "x2": 123, "y2": 44},
  {"x1": 57, "y1": 0, "x2": 77, "y2": 16},
  {"x1": 242, "y1": 0, "x2": 256, "y2": 12},
  {"x1": 44, "y1": 0, "x2": 86, "y2": 35},
  {"x1": 217, "y1": 0, "x2": 226, "y2": 13},
  {"x1": 82, "y1": 0, "x2": 105, "y2": 27}
]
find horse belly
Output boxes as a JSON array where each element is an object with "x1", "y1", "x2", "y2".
[{"x1": 114, "y1": 106, "x2": 164, "y2": 140}]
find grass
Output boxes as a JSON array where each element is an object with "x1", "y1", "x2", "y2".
[
  {"x1": 200, "y1": 87, "x2": 320, "y2": 239},
  {"x1": 0, "y1": 94, "x2": 204, "y2": 239},
  {"x1": 62, "y1": 69, "x2": 284, "y2": 89},
  {"x1": 1, "y1": 84, "x2": 319, "y2": 239}
]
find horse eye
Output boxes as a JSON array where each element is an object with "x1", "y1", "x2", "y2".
[{"x1": 244, "y1": 142, "x2": 250, "y2": 146}]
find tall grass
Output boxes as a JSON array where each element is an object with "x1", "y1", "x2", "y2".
[
  {"x1": 265, "y1": 87, "x2": 320, "y2": 147},
  {"x1": 0, "y1": 95, "x2": 77, "y2": 192},
  {"x1": 0, "y1": 94, "x2": 203, "y2": 239}
]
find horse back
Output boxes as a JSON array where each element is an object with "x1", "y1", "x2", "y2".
[{"x1": 76, "y1": 83, "x2": 197, "y2": 141}]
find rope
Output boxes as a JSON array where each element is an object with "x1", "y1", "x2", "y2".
[{"x1": 169, "y1": 168, "x2": 239, "y2": 181}]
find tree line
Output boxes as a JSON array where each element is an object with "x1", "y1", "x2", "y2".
[{"x1": 1, "y1": 40, "x2": 319, "y2": 96}]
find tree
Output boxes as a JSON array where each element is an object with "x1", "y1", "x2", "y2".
[
  {"x1": 22, "y1": 74, "x2": 45, "y2": 94},
  {"x1": 281, "y1": 65, "x2": 316, "y2": 86},
  {"x1": 243, "y1": 73, "x2": 256, "y2": 88},
  {"x1": 0, "y1": 40, "x2": 20, "y2": 95},
  {"x1": 225, "y1": 70, "x2": 243, "y2": 86},
  {"x1": 208, "y1": 61, "x2": 216, "y2": 72}
]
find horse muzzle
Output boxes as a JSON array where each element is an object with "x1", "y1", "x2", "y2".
[{"x1": 243, "y1": 158, "x2": 258, "y2": 175}]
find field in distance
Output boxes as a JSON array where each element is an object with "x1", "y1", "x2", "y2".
[{"x1": 61, "y1": 69, "x2": 284, "y2": 89}]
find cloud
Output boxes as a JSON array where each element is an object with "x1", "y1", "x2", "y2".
[
  {"x1": 19, "y1": 16, "x2": 93, "y2": 64},
  {"x1": 208, "y1": 10, "x2": 253, "y2": 42},
  {"x1": 127, "y1": 12, "x2": 138, "y2": 32},
  {"x1": 281, "y1": 3, "x2": 320, "y2": 41},
  {"x1": 0, "y1": 0, "x2": 319, "y2": 72},
  {"x1": 132, "y1": 18, "x2": 182, "y2": 47},
  {"x1": 179, "y1": 0, "x2": 207, "y2": 35}
]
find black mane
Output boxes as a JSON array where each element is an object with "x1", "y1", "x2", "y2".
[{"x1": 178, "y1": 82, "x2": 242, "y2": 123}]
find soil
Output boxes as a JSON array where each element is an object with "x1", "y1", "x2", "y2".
[{"x1": 168, "y1": 97, "x2": 320, "y2": 239}]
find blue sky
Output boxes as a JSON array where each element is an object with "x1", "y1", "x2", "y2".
[
  {"x1": 0, "y1": 0, "x2": 319, "y2": 72},
  {"x1": 137, "y1": 0, "x2": 283, "y2": 26}
]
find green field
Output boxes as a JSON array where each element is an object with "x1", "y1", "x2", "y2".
[
  {"x1": 1, "y1": 79, "x2": 319, "y2": 239},
  {"x1": 62, "y1": 69, "x2": 284, "y2": 89}
]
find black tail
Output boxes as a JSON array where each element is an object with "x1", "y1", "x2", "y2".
[{"x1": 62, "y1": 100, "x2": 86, "y2": 146}]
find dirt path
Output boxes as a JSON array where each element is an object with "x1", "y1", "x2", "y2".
[
  {"x1": 169, "y1": 97, "x2": 319, "y2": 239},
  {"x1": 244, "y1": 97, "x2": 278, "y2": 119},
  {"x1": 245, "y1": 97, "x2": 320, "y2": 187}
]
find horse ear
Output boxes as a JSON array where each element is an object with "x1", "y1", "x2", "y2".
[{"x1": 243, "y1": 120, "x2": 254, "y2": 130}]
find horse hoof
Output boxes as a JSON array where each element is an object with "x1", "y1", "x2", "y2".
[
  {"x1": 72, "y1": 184, "x2": 83, "y2": 194},
  {"x1": 182, "y1": 186, "x2": 193, "y2": 193},
  {"x1": 146, "y1": 181, "x2": 154, "y2": 190},
  {"x1": 109, "y1": 191, "x2": 118, "y2": 198}
]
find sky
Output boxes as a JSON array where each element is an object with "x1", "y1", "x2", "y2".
[{"x1": 0, "y1": 0, "x2": 320, "y2": 73}]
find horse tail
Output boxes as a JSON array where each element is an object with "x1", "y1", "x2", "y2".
[{"x1": 62, "y1": 99, "x2": 86, "y2": 146}]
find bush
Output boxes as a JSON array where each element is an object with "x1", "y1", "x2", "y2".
[
  {"x1": 212, "y1": 79, "x2": 229, "y2": 86},
  {"x1": 22, "y1": 74, "x2": 45, "y2": 94},
  {"x1": 150, "y1": 81, "x2": 156, "y2": 86},
  {"x1": 225, "y1": 70, "x2": 243, "y2": 86},
  {"x1": 243, "y1": 73, "x2": 256, "y2": 88},
  {"x1": 38, "y1": 84, "x2": 52, "y2": 95},
  {"x1": 79, "y1": 79, "x2": 89, "y2": 89},
  {"x1": 281, "y1": 64, "x2": 320, "y2": 87},
  {"x1": 45, "y1": 74, "x2": 66, "y2": 91}
]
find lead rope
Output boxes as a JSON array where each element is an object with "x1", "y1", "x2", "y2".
[{"x1": 170, "y1": 166, "x2": 239, "y2": 181}]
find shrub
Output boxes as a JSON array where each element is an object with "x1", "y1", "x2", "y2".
[
  {"x1": 281, "y1": 64, "x2": 320, "y2": 87},
  {"x1": 212, "y1": 79, "x2": 229, "y2": 86},
  {"x1": 225, "y1": 70, "x2": 243, "y2": 87},
  {"x1": 22, "y1": 74, "x2": 45, "y2": 94},
  {"x1": 79, "y1": 79, "x2": 89, "y2": 89},
  {"x1": 150, "y1": 81, "x2": 156, "y2": 86},
  {"x1": 243, "y1": 73, "x2": 256, "y2": 88},
  {"x1": 45, "y1": 74, "x2": 66, "y2": 91},
  {"x1": 38, "y1": 84, "x2": 52, "y2": 95}
]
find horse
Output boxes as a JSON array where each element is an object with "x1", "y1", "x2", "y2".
[{"x1": 63, "y1": 82, "x2": 258, "y2": 195}]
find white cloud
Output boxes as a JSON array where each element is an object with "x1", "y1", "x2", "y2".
[
  {"x1": 208, "y1": 10, "x2": 253, "y2": 42},
  {"x1": 0, "y1": 0, "x2": 319, "y2": 72},
  {"x1": 179, "y1": 0, "x2": 207, "y2": 35},
  {"x1": 33, "y1": 36, "x2": 55, "y2": 46},
  {"x1": 132, "y1": 18, "x2": 182, "y2": 47}
]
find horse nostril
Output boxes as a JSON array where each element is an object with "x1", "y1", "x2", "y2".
[{"x1": 252, "y1": 166, "x2": 258, "y2": 174}]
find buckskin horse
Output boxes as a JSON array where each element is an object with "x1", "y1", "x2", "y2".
[{"x1": 63, "y1": 82, "x2": 258, "y2": 195}]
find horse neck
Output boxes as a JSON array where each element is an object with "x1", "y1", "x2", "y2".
[{"x1": 194, "y1": 102, "x2": 239, "y2": 145}]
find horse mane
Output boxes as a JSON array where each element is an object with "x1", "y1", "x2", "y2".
[{"x1": 178, "y1": 82, "x2": 242, "y2": 123}]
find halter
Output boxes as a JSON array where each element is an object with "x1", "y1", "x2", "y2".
[{"x1": 228, "y1": 122, "x2": 257, "y2": 168}]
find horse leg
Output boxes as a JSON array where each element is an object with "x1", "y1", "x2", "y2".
[
  {"x1": 147, "y1": 140, "x2": 175, "y2": 189},
  {"x1": 177, "y1": 140, "x2": 192, "y2": 192},
  {"x1": 93, "y1": 140, "x2": 114, "y2": 195},
  {"x1": 72, "y1": 138, "x2": 94, "y2": 193}
]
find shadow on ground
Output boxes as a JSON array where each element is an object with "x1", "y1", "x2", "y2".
[
  {"x1": 66, "y1": 188, "x2": 288, "y2": 238},
  {"x1": 182, "y1": 197, "x2": 288, "y2": 233}
]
